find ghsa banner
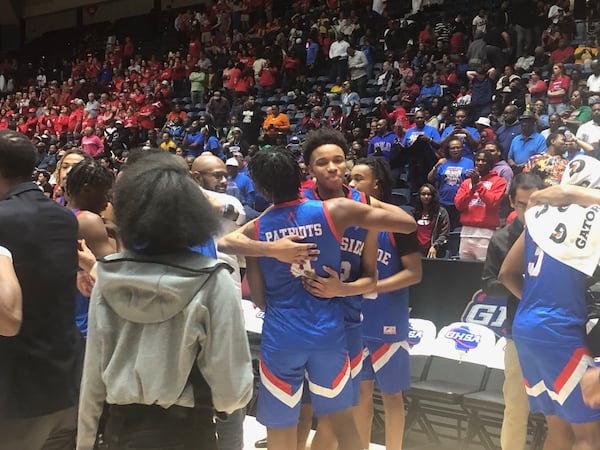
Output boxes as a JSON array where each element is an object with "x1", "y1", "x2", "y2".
[
  {"x1": 461, "y1": 289, "x2": 507, "y2": 337},
  {"x1": 444, "y1": 324, "x2": 482, "y2": 352}
]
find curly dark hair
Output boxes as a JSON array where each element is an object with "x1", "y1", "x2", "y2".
[
  {"x1": 113, "y1": 151, "x2": 220, "y2": 254},
  {"x1": 249, "y1": 147, "x2": 302, "y2": 203},
  {"x1": 0, "y1": 130, "x2": 36, "y2": 180},
  {"x1": 302, "y1": 128, "x2": 348, "y2": 165},
  {"x1": 355, "y1": 157, "x2": 393, "y2": 203},
  {"x1": 66, "y1": 159, "x2": 114, "y2": 197}
]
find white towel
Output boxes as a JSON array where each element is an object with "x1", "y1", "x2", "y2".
[{"x1": 525, "y1": 156, "x2": 600, "y2": 277}]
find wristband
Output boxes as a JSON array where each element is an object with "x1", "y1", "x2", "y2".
[{"x1": 0, "y1": 246, "x2": 13, "y2": 261}]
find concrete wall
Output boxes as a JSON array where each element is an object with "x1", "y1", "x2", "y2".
[
  {"x1": 81, "y1": 0, "x2": 154, "y2": 25},
  {"x1": 24, "y1": 9, "x2": 77, "y2": 42},
  {"x1": 22, "y1": 0, "x2": 110, "y2": 19}
]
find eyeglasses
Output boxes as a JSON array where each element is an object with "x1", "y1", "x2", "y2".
[{"x1": 200, "y1": 171, "x2": 228, "y2": 179}]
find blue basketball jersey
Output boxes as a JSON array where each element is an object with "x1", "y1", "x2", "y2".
[
  {"x1": 513, "y1": 230, "x2": 589, "y2": 345},
  {"x1": 70, "y1": 209, "x2": 89, "y2": 338},
  {"x1": 302, "y1": 186, "x2": 369, "y2": 328},
  {"x1": 362, "y1": 232, "x2": 409, "y2": 342},
  {"x1": 256, "y1": 198, "x2": 345, "y2": 351}
]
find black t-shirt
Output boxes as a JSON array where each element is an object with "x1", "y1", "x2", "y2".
[{"x1": 391, "y1": 231, "x2": 420, "y2": 261}]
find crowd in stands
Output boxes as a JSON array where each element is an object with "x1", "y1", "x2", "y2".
[
  {"x1": 4, "y1": 2, "x2": 600, "y2": 450},
  {"x1": 0, "y1": 0, "x2": 599, "y2": 260}
]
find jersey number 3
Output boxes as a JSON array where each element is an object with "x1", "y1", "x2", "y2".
[{"x1": 527, "y1": 246, "x2": 544, "y2": 278}]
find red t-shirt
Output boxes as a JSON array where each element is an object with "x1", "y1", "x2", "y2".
[
  {"x1": 188, "y1": 39, "x2": 201, "y2": 58},
  {"x1": 225, "y1": 68, "x2": 241, "y2": 90},
  {"x1": 123, "y1": 113, "x2": 138, "y2": 128},
  {"x1": 124, "y1": 41, "x2": 135, "y2": 57},
  {"x1": 68, "y1": 109, "x2": 83, "y2": 132},
  {"x1": 547, "y1": 75, "x2": 570, "y2": 104},
  {"x1": 56, "y1": 115, "x2": 70, "y2": 134},
  {"x1": 550, "y1": 46, "x2": 574, "y2": 64},
  {"x1": 235, "y1": 75, "x2": 253, "y2": 93},
  {"x1": 259, "y1": 67, "x2": 277, "y2": 87},
  {"x1": 416, "y1": 210, "x2": 434, "y2": 252},
  {"x1": 138, "y1": 104, "x2": 156, "y2": 130}
]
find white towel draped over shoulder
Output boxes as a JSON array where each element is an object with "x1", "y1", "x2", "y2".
[{"x1": 525, "y1": 155, "x2": 600, "y2": 277}]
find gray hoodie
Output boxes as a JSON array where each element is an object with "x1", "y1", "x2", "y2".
[{"x1": 77, "y1": 251, "x2": 253, "y2": 450}]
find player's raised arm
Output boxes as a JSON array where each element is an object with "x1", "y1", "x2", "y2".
[
  {"x1": 217, "y1": 218, "x2": 319, "y2": 264},
  {"x1": 325, "y1": 197, "x2": 417, "y2": 237}
]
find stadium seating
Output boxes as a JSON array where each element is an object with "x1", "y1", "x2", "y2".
[
  {"x1": 461, "y1": 338, "x2": 506, "y2": 449},
  {"x1": 404, "y1": 322, "x2": 496, "y2": 444}
]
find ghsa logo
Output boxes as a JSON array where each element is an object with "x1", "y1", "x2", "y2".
[
  {"x1": 461, "y1": 289, "x2": 507, "y2": 337},
  {"x1": 445, "y1": 325, "x2": 481, "y2": 351},
  {"x1": 407, "y1": 326, "x2": 423, "y2": 348}
]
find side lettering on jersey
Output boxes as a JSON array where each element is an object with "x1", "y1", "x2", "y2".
[
  {"x1": 527, "y1": 246, "x2": 544, "y2": 278},
  {"x1": 264, "y1": 223, "x2": 323, "y2": 241},
  {"x1": 340, "y1": 236, "x2": 364, "y2": 256},
  {"x1": 377, "y1": 249, "x2": 392, "y2": 265}
]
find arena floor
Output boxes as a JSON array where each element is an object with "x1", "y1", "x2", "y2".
[
  {"x1": 242, "y1": 415, "x2": 386, "y2": 450},
  {"x1": 241, "y1": 415, "x2": 470, "y2": 450}
]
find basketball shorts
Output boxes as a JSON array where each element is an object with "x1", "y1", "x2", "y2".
[
  {"x1": 361, "y1": 339, "x2": 411, "y2": 393},
  {"x1": 257, "y1": 347, "x2": 353, "y2": 428},
  {"x1": 515, "y1": 339, "x2": 600, "y2": 424}
]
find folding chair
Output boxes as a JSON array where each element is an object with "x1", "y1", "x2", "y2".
[
  {"x1": 405, "y1": 322, "x2": 496, "y2": 445},
  {"x1": 408, "y1": 318, "x2": 437, "y2": 382},
  {"x1": 461, "y1": 337, "x2": 506, "y2": 450}
]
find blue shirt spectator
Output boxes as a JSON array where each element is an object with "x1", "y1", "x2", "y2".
[
  {"x1": 306, "y1": 40, "x2": 320, "y2": 67},
  {"x1": 417, "y1": 76, "x2": 443, "y2": 106},
  {"x1": 204, "y1": 134, "x2": 224, "y2": 159},
  {"x1": 496, "y1": 106, "x2": 522, "y2": 157},
  {"x1": 184, "y1": 128, "x2": 204, "y2": 157},
  {"x1": 431, "y1": 157, "x2": 475, "y2": 207},
  {"x1": 440, "y1": 125, "x2": 480, "y2": 159},
  {"x1": 508, "y1": 133, "x2": 547, "y2": 164},
  {"x1": 368, "y1": 120, "x2": 401, "y2": 161},
  {"x1": 225, "y1": 158, "x2": 255, "y2": 207},
  {"x1": 402, "y1": 123, "x2": 441, "y2": 147},
  {"x1": 508, "y1": 114, "x2": 547, "y2": 165}
]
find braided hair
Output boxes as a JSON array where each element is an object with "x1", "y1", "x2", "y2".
[
  {"x1": 249, "y1": 147, "x2": 302, "y2": 203},
  {"x1": 66, "y1": 158, "x2": 114, "y2": 198},
  {"x1": 355, "y1": 156, "x2": 394, "y2": 203}
]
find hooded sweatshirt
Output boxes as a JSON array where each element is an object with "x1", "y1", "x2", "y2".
[
  {"x1": 454, "y1": 170, "x2": 507, "y2": 230},
  {"x1": 77, "y1": 251, "x2": 253, "y2": 450}
]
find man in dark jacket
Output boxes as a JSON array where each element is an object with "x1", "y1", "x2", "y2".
[{"x1": 0, "y1": 130, "x2": 82, "y2": 450}]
